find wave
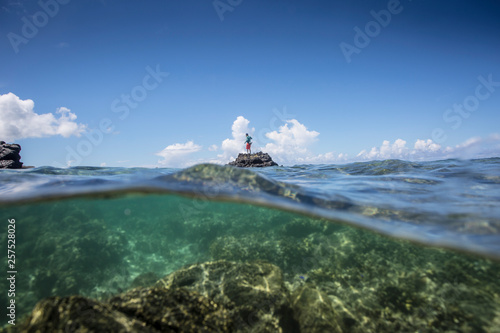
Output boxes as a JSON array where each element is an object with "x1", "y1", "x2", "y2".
[{"x1": 1, "y1": 158, "x2": 500, "y2": 260}]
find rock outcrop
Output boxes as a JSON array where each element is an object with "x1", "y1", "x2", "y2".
[
  {"x1": 156, "y1": 260, "x2": 298, "y2": 332},
  {"x1": 0, "y1": 141, "x2": 23, "y2": 169},
  {"x1": 228, "y1": 152, "x2": 278, "y2": 167},
  {"x1": 13, "y1": 288, "x2": 233, "y2": 333}
]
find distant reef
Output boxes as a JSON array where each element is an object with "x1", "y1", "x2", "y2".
[
  {"x1": 0, "y1": 141, "x2": 23, "y2": 169},
  {"x1": 228, "y1": 151, "x2": 278, "y2": 167}
]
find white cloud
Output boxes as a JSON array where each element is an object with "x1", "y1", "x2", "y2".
[
  {"x1": 219, "y1": 116, "x2": 255, "y2": 161},
  {"x1": 156, "y1": 140, "x2": 202, "y2": 167},
  {"x1": 0, "y1": 92, "x2": 86, "y2": 141},
  {"x1": 450, "y1": 134, "x2": 500, "y2": 159},
  {"x1": 263, "y1": 119, "x2": 319, "y2": 164},
  {"x1": 357, "y1": 139, "x2": 410, "y2": 160},
  {"x1": 154, "y1": 113, "x2": 500, "y2": 168},
  {"x1": 214, "y1": 117, "x2": 344, "y2": 165},
  {"x1": 266, "y1": 119, "x2": 319, "y2": 147},
  {"x1": 215, "y1": 117, "x2": 323, "y2": 165},
  {"x1": 414, "y1": 139, "x2": 441, "y2": 152},
  {"x1": 356, "y1": 135, "x2": 500, "y2": 161}
]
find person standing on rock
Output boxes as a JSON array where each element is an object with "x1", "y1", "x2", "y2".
[{"x1": 245, "y1": 133, "x2": 252, "y2": 154}]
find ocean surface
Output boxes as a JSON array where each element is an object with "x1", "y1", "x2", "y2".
[{"x1": 1, "y1": 158, "x2": 500, "y2": 331}]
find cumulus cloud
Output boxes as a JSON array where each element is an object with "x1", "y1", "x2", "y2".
[
  {"x1": 214, "y1": 117, "x2": 344, "y2": 165},
  {"x1": 157, "y1": 114, "x2": 500, "y2": 168},
  {"x1": 214, "y1": 117, "x2": 322, "y2": 165},
  {"x1": 414, "y1": 139, "x2": 441, "y2": 152},
  {"x1": 357, "y1": 139, "x2": 410, "y2": 160},
  {"x1": 356, "y1": 135, "x2": 500, "y2": 161},
  {"x1": 263, "y1": 119, "x2": 319, "y2": 164},
  {"x1": 0, "y1": 92, "x2": 86, "y2": 141},
  {"x1": 219, "y1": 116, "x2": 255, "y2": 160},
  {"x1": 266, "y1": 119, "x2": 319, "y2": 147},
  {"x1": 156, "y1": 140, "x2": 202, "y2": 167}
]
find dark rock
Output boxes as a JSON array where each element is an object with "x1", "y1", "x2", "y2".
[
  {"x1": 156, "y1": 260, "x2": 300, "y2": 332},
  {"x1": 0, "y1": 142, "x2": 23, "y2": 169},
  {"x1": 291, "y1": 285, "x2": 344, "y2": 333},
  {"x1": 109, "y1": 287, "x2": 233, "y2": 332},
  {"x1": 228, "y1": 152, "x2": 278, "y2": 168},
  {"x1": 131, "y1": 272, "x2": 160, "y2": 288},
  {"x1": 0, "y1": 160, "x2": 23, "y2": 169},
  {"x1": 12, "y1": 261, "x2": 301, "y2": 333},
  {"x1": 13, "y1": 296, "x2": 152, "y2": 333},
  {"x1": 13, "y1": 288, "x2": 232, "y2": 333}
]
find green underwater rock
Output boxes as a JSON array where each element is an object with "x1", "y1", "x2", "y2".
[
  {"x1": 10, "y1": 289, "x2": 232, "y2": 333},
  {"x1": 5, "y1": 249, "x2": 500, "y2": 333},
  {"x1": 9, "y1": 261, "x2": 299, "y2": 333},
  {"x1": 209, "y1": 234, "x2": 313, "y2": 275},
  {"x1": 291, "y1": 285, "x2": 344, "y2": 333},
  {"x1": 2, "y1": 194, "x2": 500, "y2": 332},
  {"x1": 156, "y1": 260, "x2": 298, "y2": 333}
]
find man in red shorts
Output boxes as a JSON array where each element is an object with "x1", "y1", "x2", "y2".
[{"x1": 245, "y1": 133, "x2": 252, "y2": 154}]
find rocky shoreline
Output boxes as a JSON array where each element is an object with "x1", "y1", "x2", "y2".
[{"x1": 228, "y1": 151, "x2": 278, "y2": 167}]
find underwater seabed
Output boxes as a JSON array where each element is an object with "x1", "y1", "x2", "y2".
[{"x1": 1, "y1": 193, "x2": 500, "y2": 332}]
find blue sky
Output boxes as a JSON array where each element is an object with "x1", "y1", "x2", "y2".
[{"x1": 1, "y1": 0, "x2": 499, "y2": 167}]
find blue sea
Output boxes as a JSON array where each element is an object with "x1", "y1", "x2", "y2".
[{"x1": 1, "y1": 158, "x2": 500, "y2": 331}]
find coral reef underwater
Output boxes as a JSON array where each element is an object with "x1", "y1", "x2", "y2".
[{"x1": 1, "y1": 194, "x2": 500, "y2": 332}]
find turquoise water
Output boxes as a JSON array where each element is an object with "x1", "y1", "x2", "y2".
[{"x1": 1, "y1": 159, "x2": 500, "y2": 331}]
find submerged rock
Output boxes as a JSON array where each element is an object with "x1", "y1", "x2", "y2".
[
  {"x1": 14, "y1": 296, "x2": 151, "y2": 333},
  {"x1": 13, "y1": 289, "x2": 232, "y2": 333},
  {"x1": 228, "y1": 152, "x2": 278, "y2": 167},
  {"x1": 12, "y1": 261, "x2": 311, "y2": 333},
  {"x1": 156, "y1": 260, "x2": 299, "y2": 332},
  {"x1": 130, "y1": 272, "x2": 160, "y2": 289},
  {"x1": 0, "y1": 141, "x2": 23, "y2": 169},
  {"x1": 108, "y1": 287, "x2": 233, "y2": 332},
  {"x1": 209, "y1": 234, "x2": 313, "y2": 275},
  {"x1": 291, "y1": 285, "x2": 343, "y2": 333}
]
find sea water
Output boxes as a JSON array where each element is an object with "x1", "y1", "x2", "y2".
[{"x1": 1, "y1": 159, "x2": 499, "y2": 331}]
